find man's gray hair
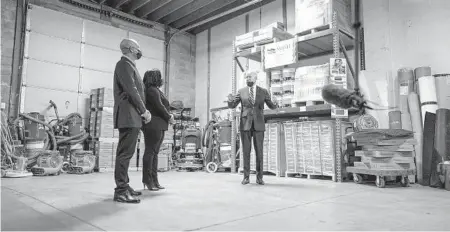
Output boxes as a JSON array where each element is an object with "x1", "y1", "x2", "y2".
[
  {"x1": 120, "y1": 38, "x2": 140, "y2": 54},
  {"x1": 243, "y1": 70, "x2": 258, "y2": 79}
]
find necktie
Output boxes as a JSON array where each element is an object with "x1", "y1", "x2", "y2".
[{"x1": 249, "y1": 87, "x2": 254, "y2": 105}]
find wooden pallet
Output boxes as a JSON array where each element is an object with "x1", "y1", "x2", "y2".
[
  {"x1": 296, "y1": 24, "x2": 331, "y2": 37},
  {"x1": 293, "y1": 100, "x2": 325, "y2": 107},
  {"x1": 285, "y1": 172, "x2": 336, "y2": 181}
]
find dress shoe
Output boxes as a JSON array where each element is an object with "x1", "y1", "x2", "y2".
[
  {"x1": 241, "y1": 178, "x2": 250, "y2": 185},
  {"x1": 113, "y1": 191, "x2": 140, "y2": 204},
  {"x1": 128, "y1": 188, "x2": 142, "y2": 196},
  {"x1": 256, "y1": 179, "x2": 265, "y2": 185},
  {"x1": 143, "y1": 182, "x2": 159, "y2": 191}
]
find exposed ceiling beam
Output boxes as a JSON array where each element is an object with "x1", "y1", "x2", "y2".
[
  {"x1": 135, "y1": 0, "x2": 172, "y2": 18},
  {"x1": 112, "y1": 0, "x2": 132, "y2": 9},
  {"x1": 147, "y1": 0, "x2": 194, "y2": 22},
  {"x1": 171, "y1": 0, "x2": 237, "y2": 29},
  {"x1": 174, "y1": 0, "x2": 240, "y2": 29},
  {"x1": 124, "y1": 0, "x2": 151, "y2": 13},
  {"x1": 158, "y1": 0, "x2": 213, "y2": 25},
  {"x1": 189, "y1": 0, "x2": 275, "y2": 34},
  {"x1": 98, "y1": 0, "x2": 108, "y2": 4}
]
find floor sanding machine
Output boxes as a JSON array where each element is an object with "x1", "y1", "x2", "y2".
[{"x1": 2, "y1": 100, "x2": 95, "y2": 177}]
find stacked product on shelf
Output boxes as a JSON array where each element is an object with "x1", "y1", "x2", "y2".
[
  {"x1": 282, "y1": 68, "x2": 296, "y2": 108},
  {"x1": 249, "y1": 122, "x2": 286, "y2": 177},
  {"x1": 270, "y1": 70, "x2": 284, "y2": 107},
  {"x1": 294, "y1": 0, "x2": 353, "y2": 36},
  {"x1": 235, "y1": 22, "x2": 293, "y2": 51},
  {"x1": 284, "y1": 120, "x2": 352, "y2": 181},
  {"x1": 293, "y1": 63, "x2": 330, "y2": 106}
]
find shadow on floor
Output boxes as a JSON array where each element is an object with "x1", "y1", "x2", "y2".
[{"x1": 1, "y1": 187, "x2": 121, "y2": 231}]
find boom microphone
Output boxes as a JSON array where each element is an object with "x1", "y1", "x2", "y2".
[{"x1": 321, "y1": 84, "x2": 361, "y2": 109}]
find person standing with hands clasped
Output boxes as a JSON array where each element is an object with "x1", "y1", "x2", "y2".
[
  {"x1": 227, "y1": 71, "x2": 278, "y2": 185},
  {"x1": 113, "y1": 38, "x2": 151, "y2": 204},
  {"x1": 141, "y1": 69, "x2": 175, "y2": 191}
]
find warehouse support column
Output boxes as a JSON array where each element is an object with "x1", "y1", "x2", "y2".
[
  {"x1": 207, "y1": 29, "x2": 211, "y2": 122},
  {"x1": 164, "y1": 26, "x2": 170, "y2": 98},
  {"x1": 9, "y1": 0, "x2": 27, "y2": 118}
]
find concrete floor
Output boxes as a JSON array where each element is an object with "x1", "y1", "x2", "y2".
[{"x1": 1, "y1": 171, "x2": 449, "y2": 231}]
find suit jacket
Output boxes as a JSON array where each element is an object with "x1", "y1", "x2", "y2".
[
  {"x1": 145, "y1": 86, "x2": 171, "y2": 131},
  {"x1": 228, "y1": 86, "x2": 277, "y2": 131},
  {"x1": 113, "y1": 57, "x2": 146, "y2": 129}
]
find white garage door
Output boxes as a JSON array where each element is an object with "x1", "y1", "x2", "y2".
[{"x1": 21, "y1": 4, "x2": 165, "y2": 121}]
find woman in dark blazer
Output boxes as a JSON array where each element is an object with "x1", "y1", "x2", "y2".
[{"x1": 142, "y1": 69, "x2": 173, "y2": 191}]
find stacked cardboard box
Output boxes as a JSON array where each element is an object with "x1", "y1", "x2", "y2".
[
  {"x1": 90, "y1": 138, "x2": 117, "y2": 171},
  {"x1": 89, "y1": 88, "x2": 118, "y2": 139},
  {"x1": 284, "y1": 122, "x2": 297, "y2": 173},
  {"x1": 249, "y1": 122, "x2": 285, "y2": 176},
  {"x1": 235, "y1": 22, "x2": 292, "y2": 49},
  {"x1": 295, "y1": 0, "x2": 352, "y2": 35},
  {"x1": 284, "y1": 120, "x2": 349, "y2": 178},
  {"x1": 319, "y1": 121, "x2": 335, "y2": 176},
  {"x1": 293, "y1": 63, "x2": 330, "y2": 104}
]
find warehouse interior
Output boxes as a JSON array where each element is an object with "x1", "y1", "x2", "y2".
[{"x1": 1, "y1": 0, "x2": 450, "y2": 231}]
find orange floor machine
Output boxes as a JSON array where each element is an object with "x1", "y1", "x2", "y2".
[{"x1": 176, "y1": 126, "x2": 204, "y2": 171}]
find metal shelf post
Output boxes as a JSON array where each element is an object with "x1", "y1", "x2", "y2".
[{"x1": 231, "y1": 40, "x2": 237, "y2": 173}]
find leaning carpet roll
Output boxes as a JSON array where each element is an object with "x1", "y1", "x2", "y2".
[
  {"x1": 434, "y1": 108, "x2": 450, "y2": 162},
  {"x1": 422, "y1": 112, "x2": 436, "y2": 186},
  {"x1": 388, "y1": 111, "x2": 402, "y2": 129},
  {"x1": 353, "y1": 114, "x2": 379, "y2": 131},
  {"x1": 398, "y1": 68, "x2": 415, "y2": 113},
  {"x1": 408, "y1": 92, "x2": 424, "y2": 184},
  {"x1": 401, "y1": 112, "x2": 413, "y2": 131},
  {"x1": 434, "y1": 74, "x2": 450, "y2": 110},
  {"x1": 415, "y1": 66, "x2": 438, "y2": 125}
]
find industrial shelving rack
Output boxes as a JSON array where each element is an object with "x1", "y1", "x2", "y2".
[{"x1": 229, "y1": 11, "x2": 357, "y2": 182}]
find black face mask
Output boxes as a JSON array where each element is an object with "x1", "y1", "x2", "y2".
[
  {"x1": 246, "y1": 81, "x2": 254, "y2": 87},
  {"x1": 136, "y1": 50, "x2": 142, "y2": 60}
]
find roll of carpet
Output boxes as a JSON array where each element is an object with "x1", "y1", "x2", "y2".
[
  {"x1": 408, "y1": 92, "x2": 423, "y2": 184},
  {"x1": 415, "y1": 66, "x2": 438, "y2": 125},
  {"x1": 388, "y1": 111, "x2": 402, "y2": 129},
  {"x1": 353, "y1": 114, "x2": 379, "y2": 131},
  {"x1": 398, "y1": 68, "x2": 415, "y2": 113},
  {"x1": 434, "y1": 108, "x2": 450, "y2": 162},
  {"x1": 434, "y1": 74, "x2": 450, "y2": 110},
  {"x1": 401, "y1": 112, "x2": 413, "y2": 131}
]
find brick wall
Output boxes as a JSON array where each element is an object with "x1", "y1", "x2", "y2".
[{"x1": 1, "y1": 0, "x2": 18, "y2": 114}]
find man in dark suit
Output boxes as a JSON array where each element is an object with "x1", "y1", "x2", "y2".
[
  {"x1": 228, "y1": 71, "x2": 278, "y2": 185},
  {"x1": 113, "y1": 38, "x2": 151, "y2": 204}
]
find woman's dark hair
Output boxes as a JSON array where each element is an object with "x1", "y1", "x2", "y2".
[{"x1": 143, "y1": 69, "x2": 163, "y2": 88}]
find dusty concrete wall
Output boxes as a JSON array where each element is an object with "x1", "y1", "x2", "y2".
[
  {"x1": 1, "y1": 0, "x2": 19, "y2": 116},
  {"x1": 168, "y1": 33, "x2": 196, "y2": 113},
  {"x1": 0, "y1": 0, "x2": 196, "y2": 117},
  {"x1": 195, "y1": 31, "x2": 208, "y2": 125},
  {"x1": 361, "y1": 0, "x2": 450, "y2": 128}
]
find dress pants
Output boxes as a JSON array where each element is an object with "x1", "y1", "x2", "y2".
[
  {"x1": 114, "y1": 127, "x2": 140, "y2": 193},
  {"x1": 142, "y1": 124, "x2": 165, "y2": 184},
  {"x1": 241, "y1": 122, "x2": 265, "y2": 180}
]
